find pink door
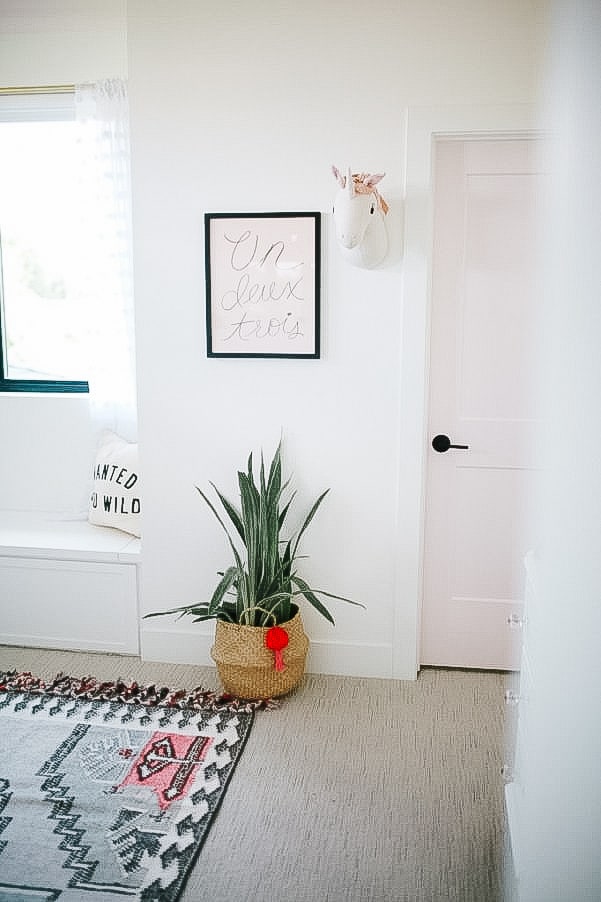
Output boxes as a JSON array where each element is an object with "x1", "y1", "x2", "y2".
[{"x1": 421, "y1": 137, "x2": 541, "y2": 670}]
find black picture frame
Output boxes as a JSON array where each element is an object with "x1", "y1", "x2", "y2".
[{"x1": 205, "y1": 211, "x2": 321, "y2": 358}]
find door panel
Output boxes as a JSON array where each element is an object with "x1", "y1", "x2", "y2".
[{"x1": 421, "y1": 137, "x2": 541, "y2": 670}]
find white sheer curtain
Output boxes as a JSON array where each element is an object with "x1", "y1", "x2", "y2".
[{"x1": 75, "y1": 79, "x2": 137, "y2": 441}]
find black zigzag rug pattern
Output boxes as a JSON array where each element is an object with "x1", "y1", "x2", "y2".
[{"x1": 0, "y1": 671, "x2": 266, "y2": 902}]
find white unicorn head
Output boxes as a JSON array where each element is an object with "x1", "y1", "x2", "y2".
[{"x1": 332, "y1": 165, "x2": 389, "y2": 268}]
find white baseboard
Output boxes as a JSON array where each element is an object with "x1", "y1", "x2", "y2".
[
  {"x1": 141, "y1": 626, "x2": 214, "y2": 667},
  {"x1": 306, "y1": 639, "x2": 393, "y2": 678},
  {"x1": 140, "y1": 626, "x2": 394, "y2": 679}
]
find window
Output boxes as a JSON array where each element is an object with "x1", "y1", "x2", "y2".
[{"x1": 0, "y1": 89, "x2": 89, "y2": 392}]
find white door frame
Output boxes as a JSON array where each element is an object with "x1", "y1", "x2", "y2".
[{"x1": 392, "y1": 104, "x2": 540, "y2": 680}]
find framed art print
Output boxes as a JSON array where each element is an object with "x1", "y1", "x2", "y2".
[{"x1": 205, "y1": 212, "x2": 321, "y2": 358}]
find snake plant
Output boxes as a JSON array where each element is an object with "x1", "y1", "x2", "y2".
[{"x1": 145, "y1": 441, "x2": 363, "y2": 627}]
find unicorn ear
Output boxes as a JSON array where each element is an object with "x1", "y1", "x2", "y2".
[
  {"x1": 346, "y1": 166, "x2": 354, "y2": 195},
  {"x1": 332, "y1": 165, "x2": 346, "y2": 187},
  {"x1": 364, "y1": 173, "x2": 386, "y2": 187}
]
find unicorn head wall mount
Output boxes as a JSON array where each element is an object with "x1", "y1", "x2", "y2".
[{"x1": 331, "y1": 165, "x2": 389, "y2": 269}]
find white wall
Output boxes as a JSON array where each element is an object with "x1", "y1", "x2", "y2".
[
  {"x1": 510, "y1": 3, "x2": 601, "y2": 899},
  {"x1": 0, "y1": 1, "x2": 127, "y2": 85},
  {"x1": 0, "y1": 1, "x2": 548, "y2": 678},
  {"x1": 128, "y1": 0, "x2": 548, "y2": 677}
]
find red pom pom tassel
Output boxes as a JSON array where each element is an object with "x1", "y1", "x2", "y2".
[{"x1": 265, "y1": 626, "x2": 289, "y2": 671}]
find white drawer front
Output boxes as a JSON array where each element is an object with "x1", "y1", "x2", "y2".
[{"x1": 0, "y1": 557, "x2": 139, "y2": 654}]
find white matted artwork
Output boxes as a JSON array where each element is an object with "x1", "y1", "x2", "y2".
[{"x1": 204, "y1": 212, "x2": 321, "y2": 358}]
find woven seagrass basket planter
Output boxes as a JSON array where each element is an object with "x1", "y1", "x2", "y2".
[{"x1": 211, "y1": 608, "x2": 309, "y2": 699}]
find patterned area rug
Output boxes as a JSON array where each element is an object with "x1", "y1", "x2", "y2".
[{"x1": 0, "y1": 671, "x2": 264, "y2": 901}]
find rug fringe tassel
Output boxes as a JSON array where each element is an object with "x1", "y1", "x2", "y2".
[{"x1": 0, "y1": 670, "x2": 278, "y2": 712}]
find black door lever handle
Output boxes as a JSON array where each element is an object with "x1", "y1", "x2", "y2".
[{"x1": 432, "y1": 434, "x2": 469, "y2": 453}]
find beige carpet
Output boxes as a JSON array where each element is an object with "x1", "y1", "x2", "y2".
[{"x1": 0, "y1": 646, "x2": 514, "y2": 901}]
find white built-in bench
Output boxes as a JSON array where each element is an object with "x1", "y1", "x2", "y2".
[{"x1": 0, "y1": 510, "x2": 141, "y2": 655}]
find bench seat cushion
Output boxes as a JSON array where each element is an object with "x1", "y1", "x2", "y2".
[{"x1": 0, "y1": 511, "x2": 140, "y2": 563}]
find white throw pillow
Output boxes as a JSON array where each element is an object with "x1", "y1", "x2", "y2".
[{"x1": 89, "y1": 432, "x2": 141, "y2": 537}]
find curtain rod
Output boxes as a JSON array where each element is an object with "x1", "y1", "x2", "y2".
[{"x1": 0, "y1": 85, "x2": 75, "y2": 96}]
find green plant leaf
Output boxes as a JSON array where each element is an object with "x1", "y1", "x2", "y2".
[
  {"x1": 143, "y1": 602, "x2": 210, "y2": 620},
  {"x1": 210, "y1": 484, "x2": 245, "y2": 543},
  {"x1": 208, "y1": 566, "x2": 239, "y2": 615},
  {"x1": 266, "y1": 440, "x2": 282, "y2": 497},
  {"x1": 278, "y1": 490, "x2": 295, "y2": 531},
  {"x1": 290, "y1": 574, "x2": 336, "y2": 624},
  {"x1": 290, "y1": 489, "x2": 330, "y2": 562},
  {"x1": 195, "y1": 485, "x2": 243, "y2": 557}
]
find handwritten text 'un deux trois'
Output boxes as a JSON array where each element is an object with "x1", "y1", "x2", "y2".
[
  {"x1": 90, "y1": 462, "x2": 140, "y2": 515},
  {"x1": 219, "y1": 230, "x2": 307, "y2": 342}
]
